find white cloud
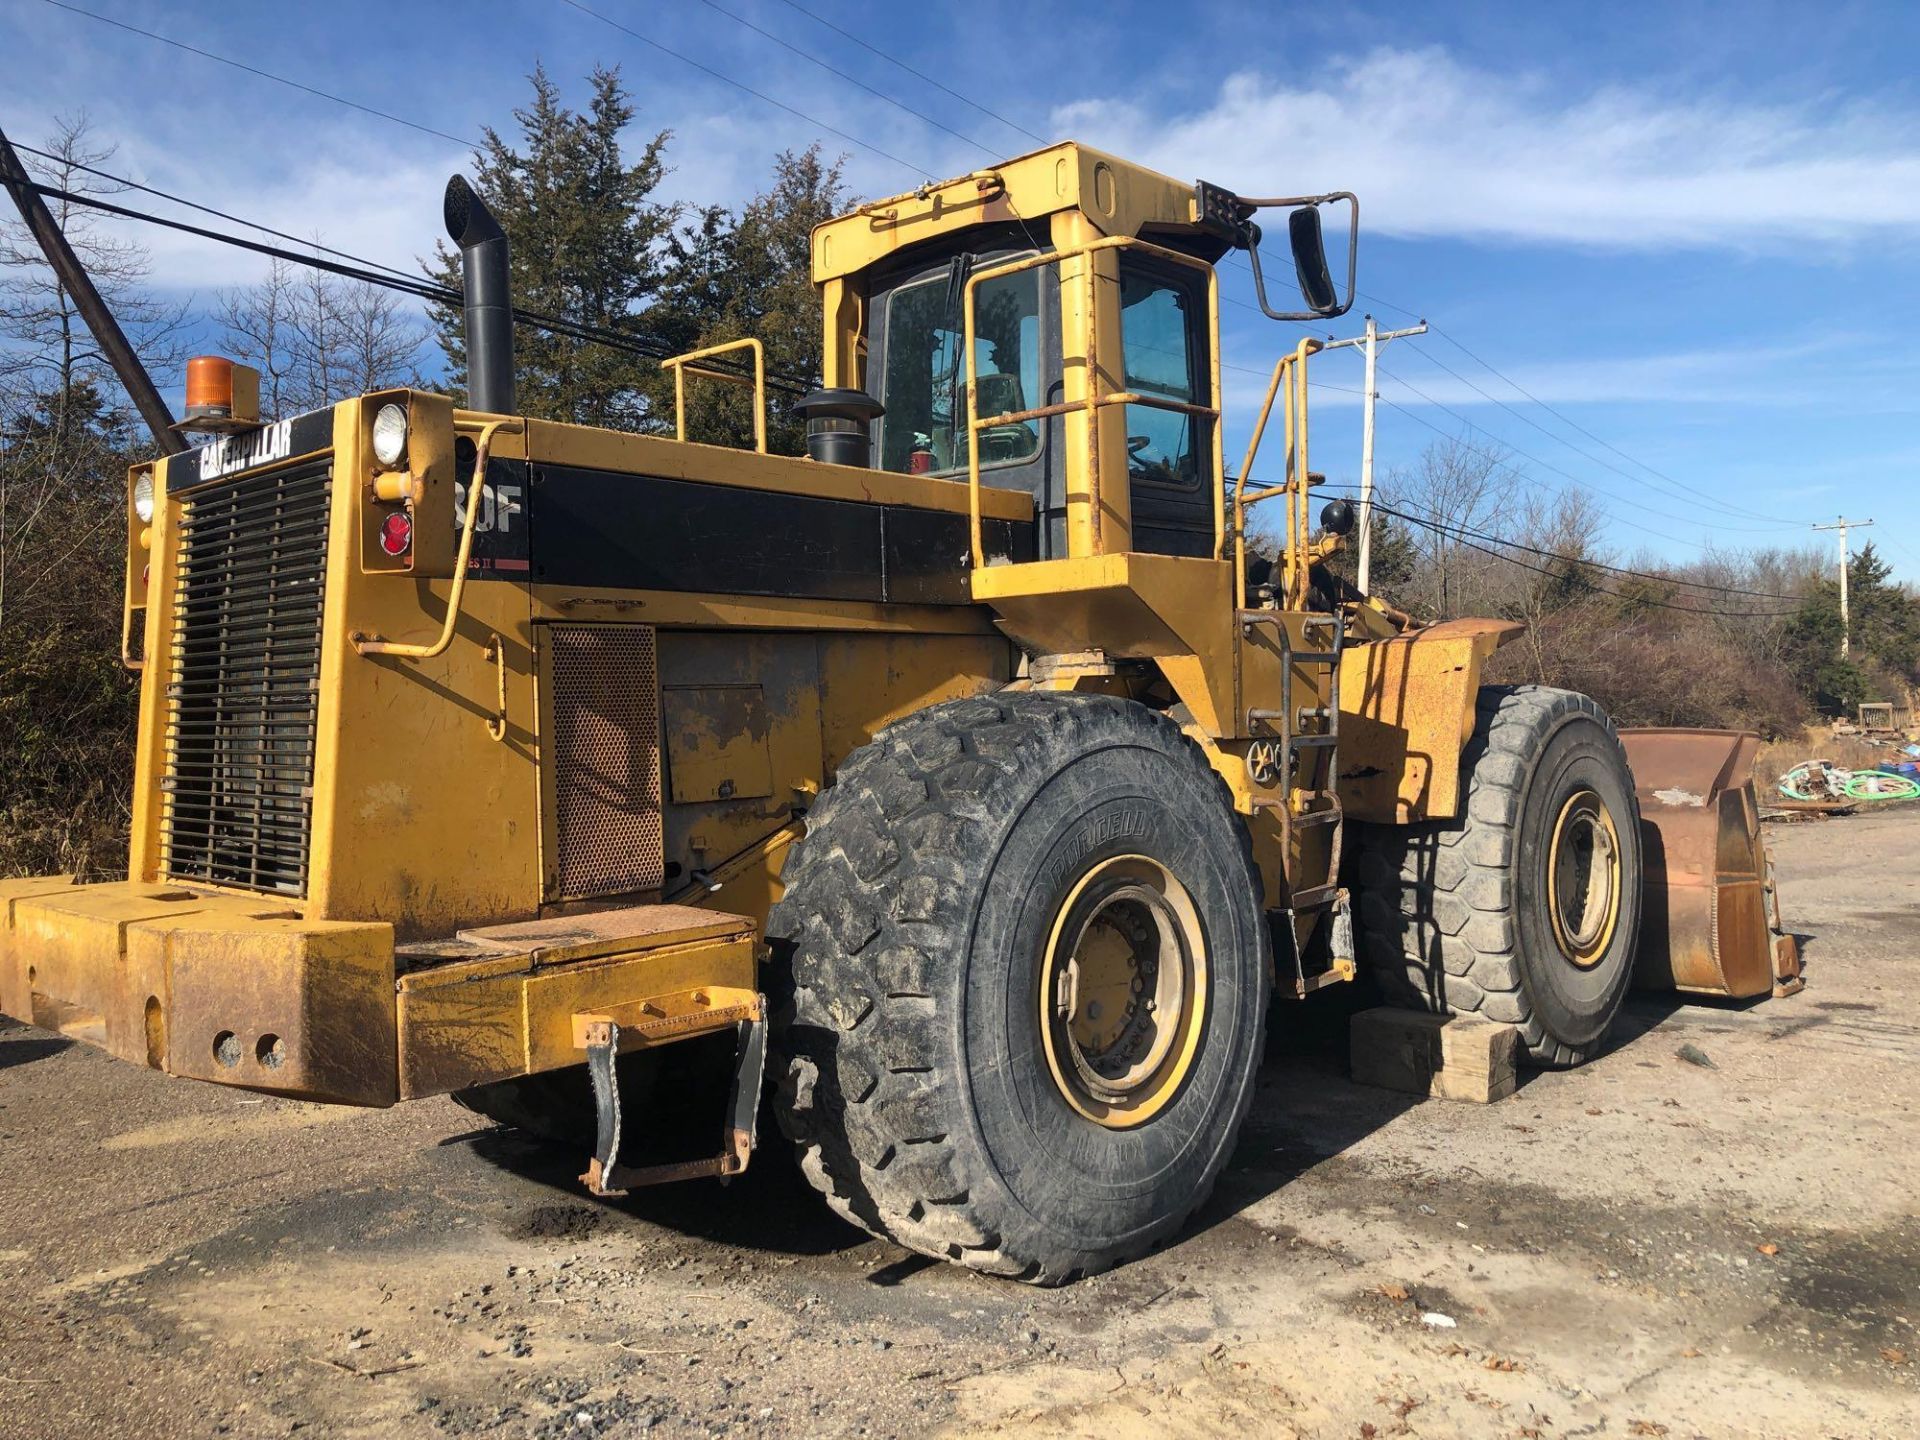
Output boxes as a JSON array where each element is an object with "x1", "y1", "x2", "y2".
[
  {"x1": 1055, "y1": 48, "x2": 1920, "y2": 250},
  {"x1": 104, "y1": 149, "x2": 468, "y2": 295},
  {"x1": 1213, "y1": 331, "x2": 1920, "y2": 433},
  {"x1": 1376, "y1": 334, "x2": 1919, "y2": 410}
]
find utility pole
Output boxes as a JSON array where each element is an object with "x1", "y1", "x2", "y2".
[
  {"x1": 1812, "y1": 516, "x2": 1875, "y2": 657},
  {"x1": 0, "y1": 124, "x2": 184, "y2": 455},
  {"x1": 1320, "y1": 314, "x2": 1427, "y2": 591}
]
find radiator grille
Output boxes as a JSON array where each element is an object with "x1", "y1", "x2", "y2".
[
  {"x1": 161, "y1": 459, "x2": 332, "y2": 896},
  {"x1": 548, "y1": 624, "x2": 664, "y2": 900}
]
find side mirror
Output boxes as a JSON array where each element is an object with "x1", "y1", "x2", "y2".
[
  {"x1": 1228, "y1": 190, "x2": 1359, "y2": 323},
  {"x1": 1289, "y1": 209, "x2": 1338, "y2": 315}
]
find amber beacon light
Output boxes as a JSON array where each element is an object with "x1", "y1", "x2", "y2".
[{"x1": 180, "y1": 355, "x2": 263, "y2": 433}]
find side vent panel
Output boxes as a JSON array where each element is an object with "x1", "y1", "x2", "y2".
[{"x1": 545, "y1": 624, "x2": 665, "y2": 902}]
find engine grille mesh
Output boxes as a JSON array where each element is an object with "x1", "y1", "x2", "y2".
[
  {"x1": 161, "y1": 459, "x2": 332, "y2": 896},
  {"x1": 547, "y1": 624, "x2": 664, "y2": 900}
]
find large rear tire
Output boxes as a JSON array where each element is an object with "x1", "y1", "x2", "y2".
[
  {"x1": 768, "y1": 693, "x2": 1269, "y2": 1284},
  {"x1": 1350, "y1": 684, "x2": 1642, "y2": 1067}
]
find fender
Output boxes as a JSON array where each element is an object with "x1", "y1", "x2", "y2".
[{"x1": 1336, "y1": 618, "x2": 1524, "y2": 822}]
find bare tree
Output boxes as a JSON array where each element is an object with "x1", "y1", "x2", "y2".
[
  {"x1": 0, "y1": 114, "x2": 186, "y2": 443},
  {"x1": 1379, "y1": 435, "x2": 1524, "y2": 620},
  {"x1": 328, "y1": 277, "x2": 425, "y2": 398},
  {"x1": 213, "y1": 258, "x2": 302, "y2": 416},
  {"x1": 218, "y1": 256, "x2": 424, "y2": 416}
]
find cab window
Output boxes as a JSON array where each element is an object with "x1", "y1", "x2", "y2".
[
  {"x1": 878, "y1": 263, "x2": 1043, "y2": 476},
  {"x1": 1119, "y1": 263, "x2": 1207, "y2": 490}
]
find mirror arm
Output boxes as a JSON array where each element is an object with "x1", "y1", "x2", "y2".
[{"x1": 1239, "y1": 191, "x2": 1360, "y2": 323}]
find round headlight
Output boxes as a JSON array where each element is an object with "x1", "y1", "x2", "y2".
[
  {"x1": 371, "y1": 403, "x2": 410, "y2": 468},
  {"x1": 132, "y1": 471, "x2": 155, "y2": 524}
]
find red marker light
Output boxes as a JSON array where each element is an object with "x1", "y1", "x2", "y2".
[{"x1": 379, "y1": 510, "x2": 413, "y2": 557}]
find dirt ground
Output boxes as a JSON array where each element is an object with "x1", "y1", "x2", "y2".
[{"x1": 2, "y1": 809, "x2": 1916, "y2": 1440}]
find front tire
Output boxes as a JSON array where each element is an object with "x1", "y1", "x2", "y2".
[
  {"x1": 768, "y1": 693, "x2": 1269, "y2": 1284},
  {"x1": 1350, "y1": 684, "x2": 1642, "y2": 1067}
]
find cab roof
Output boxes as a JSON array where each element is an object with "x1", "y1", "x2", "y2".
[{"x1": 810, "y1": 141, "x2": 1208, "y2": 284}]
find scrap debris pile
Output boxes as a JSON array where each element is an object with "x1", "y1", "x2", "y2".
[{"x1": 1778, "y1": 748, "x2": 1920, "y2": 804}]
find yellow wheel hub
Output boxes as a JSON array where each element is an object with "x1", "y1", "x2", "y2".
[
  {"x1": 1038, "y1": 855, "x2": 1208, "y2": 1128},
  {"x1": 1547, "y1": 788, "x2": 1622, "y2": 969}
]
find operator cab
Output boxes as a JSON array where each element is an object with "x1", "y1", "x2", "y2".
[
  {"x1": 808, "y1": 141, "x2": 1352, "y2": 563},
  {"x1": 860, "y1": 224, "x2": 1215, "y2": 558}
]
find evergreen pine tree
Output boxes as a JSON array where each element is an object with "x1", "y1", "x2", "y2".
[{"x1": 429, "y1": 65, "x2": 674, "y2": 429}]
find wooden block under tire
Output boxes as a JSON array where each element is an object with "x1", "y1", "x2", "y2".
[{"x1": 1350, "y1": 1007, "x2": 1520, "y2": 1104}]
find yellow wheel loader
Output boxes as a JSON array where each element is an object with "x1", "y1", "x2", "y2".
[{"x1": 0, "y1": 142, "x2": 1797, "y2": 1283}]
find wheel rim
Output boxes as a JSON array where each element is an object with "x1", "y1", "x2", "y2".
[
  {"x1": 1547, "y1": 788, "x2": 1622, "y2": 969},
  {"x1": 1038, "y1": 855, "x2": 1208, "y2": 1128}
]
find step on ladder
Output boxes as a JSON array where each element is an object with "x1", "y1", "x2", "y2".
[{"x1": 1241, "y1": 608, "x2": 1355, "y2": 998}]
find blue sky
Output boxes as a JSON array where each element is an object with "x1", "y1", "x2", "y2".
[{"x1": 5, "y1": 0, "x2": 1919, "y2": 578}]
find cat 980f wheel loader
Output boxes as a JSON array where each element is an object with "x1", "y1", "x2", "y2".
[{"x1": 0, "y1": 141, "x2": 1798, "y2": 1283}]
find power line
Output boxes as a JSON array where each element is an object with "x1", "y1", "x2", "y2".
[
  {"x1": 1374, "y1": 383, "x2": 1772, "y2": 553},
  {"x1": 691, "y1": 0, "x2": 997, "y2": 157},
  {"x1": 12, "y1": 142, "x2": 428, "y2": 289},
  {"x1": 555, "y1": 0, "x2": 935, "y2": 178},
  {"x1": 34, "y1": 0, "x2": 1867, "y2": 560},
  {"x1": 1407, "y1": 341, "x2": 1798, "y2": 527},
  {"x1": 38, "y1": 1, "x2": 479, "y2": 149},
  {"x1": 25, "y1": 178, "x2": 811, "y2": 394},
  {"x1": 44, "y1": 0, "x2": 1804, "y2": 535},
  {"x1": 34, "y1": 0, "x2": 1349, "y2": 321},
  {"x1": 1372, "y1": 496, "x2": 1804, "y2": 600},
  {"x1": 1374, "y1": 502, "x2": 1804, "y2": 618},
  {"x1": 770, "y1": 0, "x2": 1047, "y2": 146},
  {"x1": 1426, "y1": 317, "x2": 1799, "y2": 525},
  {"x1": 1354, "y1": 284, "x2": 1801, "y2": 527},
  {"x1": 1374, "y1": 360, "x2": 1793, "y2": 538}
]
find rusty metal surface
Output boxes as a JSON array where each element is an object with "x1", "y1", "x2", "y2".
[
  {"x1": 662, "y1": 684, "x2": 774, "y2": 804},
  {"x1": 0, "y1": 876, "x2": 396, "y2": 1106},
  {"x1": 547, "y1": 624, "x2": 665, "y2": 901},
  {"x1": 454, "y1": 905, "x2": 751, "y2": 968},
  {"x1": 394, "y1": 917, "x2": 756, "y2": 1099},
  {"x1": 1621, "y1": 728, "x2": 1800, "y2": 1000},
  {"x1": 571, "y1": 984, "x2": 761, "y2": 1050},
  {"x1": 582, "y1": 1130, "x2": 753, "y2": 1195}
]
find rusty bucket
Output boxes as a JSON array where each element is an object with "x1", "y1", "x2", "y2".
[{"x1": 1619, "y1": 728, "x2": 1802, "y2": 1000}]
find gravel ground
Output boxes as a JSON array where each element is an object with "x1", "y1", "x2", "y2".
[{"x1": 1, "y1": 807, "x2": 1915, "y2": 1439}]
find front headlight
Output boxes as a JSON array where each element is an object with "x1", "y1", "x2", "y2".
[
  {"x1": 132, "y1": 471, "x2": 155, "y2": 523},
  {"x1": 372, "y1": 402, "x2": 410, "y2": 468}
]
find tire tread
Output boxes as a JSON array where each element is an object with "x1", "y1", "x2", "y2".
[
  {"x1": 769, "y1": 692, "x2": 1263, "y2": 1283},
  {"x1": 1350, "y1": 684, "x2": 1636, "y2": 1067}
]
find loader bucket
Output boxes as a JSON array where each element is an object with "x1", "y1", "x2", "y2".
[{"x1": 1620, "y1": 728, "x2": 1803, "y2": 1000}]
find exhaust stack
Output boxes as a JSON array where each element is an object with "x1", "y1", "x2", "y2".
[{"x1": 443, "y1": 175, "x2": 514, "y2": 415}]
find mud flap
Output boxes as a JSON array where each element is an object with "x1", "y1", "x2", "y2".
[{"x1": 579, "y1": 994, "x2": 767, "y2": 1196}]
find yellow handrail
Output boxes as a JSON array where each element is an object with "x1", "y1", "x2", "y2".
[
  {"x1": 1228, "y1": 337, "x2": 1322, "y2": 612},
  {"x1": 961, "y1": 235, "x2": 1224, "y2": 568},
  {"x1": 352, "y1": 416, "x2": 522, "y2": 659},
  {"x1": 661, "y1": 337, "x2": 767, "y2": 454}
]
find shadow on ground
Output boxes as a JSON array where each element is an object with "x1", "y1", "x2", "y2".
[
  {"x1": 0, "y1": 1028, "x2": 72, "y2": 1070},
  {"x1": 451, "y1": 974, "x2": 1752, "y2": 1273},
  {"x1": 462, "y1": 1121, "x2": 868, "y2": 1261}
]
